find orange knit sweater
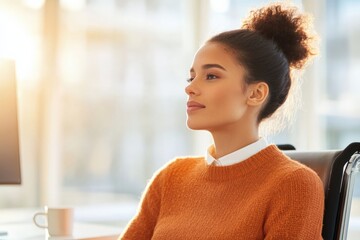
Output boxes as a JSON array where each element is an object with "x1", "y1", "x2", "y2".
[{"x1": 120, "y1": 145, "x2": 324, "y2": 240}]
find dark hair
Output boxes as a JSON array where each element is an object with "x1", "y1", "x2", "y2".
[{"x1": 208, "y1": 3, "x2": 317, "y2": 122}]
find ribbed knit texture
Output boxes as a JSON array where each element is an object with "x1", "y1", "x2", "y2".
[{"x1": 120, "y1": 145, "x2": 324, "y2": 240}]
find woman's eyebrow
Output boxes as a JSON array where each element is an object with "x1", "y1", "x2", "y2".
[
  {"x1": 190, "y1": 64, "x2": 226, "y2": 73},
  {"x1": 202, "y1": 64, "x2": 226, "y2": 71}
]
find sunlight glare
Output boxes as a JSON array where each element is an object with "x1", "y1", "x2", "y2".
[
  {"x1": 22, "y1": 0, "x2": 45, "y2": 9},
  {"x1": 60, "y1": 0, "x2": 86, "y2": 11},
  {"x1": 0, "y1": 10, "x2": 40, "y2": 84}
]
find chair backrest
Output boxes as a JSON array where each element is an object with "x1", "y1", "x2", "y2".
[{"x1": 283, "y1": 142, "x2": 360, "y2": 240}]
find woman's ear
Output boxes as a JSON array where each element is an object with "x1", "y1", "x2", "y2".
[{"x1": 247, "y1": 82, "x2": 269, "y2": 106}]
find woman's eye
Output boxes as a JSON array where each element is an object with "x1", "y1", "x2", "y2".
[
  {"x1": 186, "y1": 77, "x2": 194, "y2": 83},
  {"x1": 206, "y1": 74, "x2": 218, "y2": 80}
]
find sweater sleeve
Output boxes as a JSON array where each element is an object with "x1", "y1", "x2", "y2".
[
  {"x1": 120, "y1": 162, "x2": 170, "y2": 240},
  {"x1": 264, "y1": 167, "x2": 325, "y2": 240}
]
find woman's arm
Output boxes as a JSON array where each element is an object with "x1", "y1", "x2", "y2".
[
  {"x1": 120, "y1": 167, "x2": 167, "y2": 240},
  {"x1": 264, "y1": 168, "x2": 325, "y2": 240}
]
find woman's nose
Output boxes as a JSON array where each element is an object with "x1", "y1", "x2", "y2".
[{"x1": 185, "y1": 80, "x2": 200, "y2": 96}]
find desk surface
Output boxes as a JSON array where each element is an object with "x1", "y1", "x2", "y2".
[
  {"x1": 0, "y1": 222, "x2": 122, "y2": 240},
  {"x1": 0, "y1": 222, "x2": 121, "y2": 240},
  {"x1": 0, "y1": 208, "x2": 122, "y2": 240}
]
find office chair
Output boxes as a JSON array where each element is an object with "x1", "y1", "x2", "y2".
[
  {"x1": 277, "y1": 144, "x2": 296, "y2": 151},
  {"x1": 281, "y1": 142, "x2": 360, "y2": 240}
]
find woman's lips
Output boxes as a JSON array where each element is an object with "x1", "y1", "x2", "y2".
[{"x1": 187, "y1": 101, "x2": 206, "y2": 113}]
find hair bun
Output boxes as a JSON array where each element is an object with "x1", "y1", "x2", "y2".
[{"x1": 242, "y1": 3, "x2": 317, "y2": 69}]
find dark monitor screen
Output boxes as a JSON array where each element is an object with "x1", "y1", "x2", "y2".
[{"x1": 0, "y1": 59, "x2": 21, "y2": 184}]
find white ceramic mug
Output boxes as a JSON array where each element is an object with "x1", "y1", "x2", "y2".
[{"x1": 33, "y1": 207, "x2": 74, "y2": 236}]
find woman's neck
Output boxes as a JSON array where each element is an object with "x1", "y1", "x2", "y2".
[{"x1": 210, "y1": 123, "x2": 259, "y2": 159}]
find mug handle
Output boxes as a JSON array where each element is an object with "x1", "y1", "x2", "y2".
[{"x1": 33, "y1": 212, "x2": 47, "y2": 228}]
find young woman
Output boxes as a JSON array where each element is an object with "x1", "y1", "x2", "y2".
[{"x1": 121, "y1": 3, "x2": 324, "y2": 240}]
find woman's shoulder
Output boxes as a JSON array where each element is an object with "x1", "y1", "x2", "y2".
[
  {"x1": 144, "y1": 156, "x2": 205, "y2": 192},
  {"x1": 271, "y1": 151, "x2": 324, "y2": 193},
  {"x1": 265, "y1": 145, "x2": 323, "y2": 186},
  {"x1": 153, "y1": 155, "x2": 205, "y2": 178},
  {"x1": 165, "y1": 155, "x2": 205, "y2": 172}
]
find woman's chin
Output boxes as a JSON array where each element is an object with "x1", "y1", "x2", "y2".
[
  {"x1": 187, "y1": 125, "x2": 203, "y2": 130},
  {"x1": 186, "y1": 120, "x2": 207, "y2": 130}
]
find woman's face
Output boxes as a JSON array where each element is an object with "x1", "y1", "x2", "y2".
[{"x1": 185, "y1": 42, "x2": 253, "y2": 131}]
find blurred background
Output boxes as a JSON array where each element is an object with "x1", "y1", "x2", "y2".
[{"x1": 0, "y1": 0, "x2": 359, "y2": 233}]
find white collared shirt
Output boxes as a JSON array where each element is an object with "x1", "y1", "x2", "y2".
[{"x1": 206, "y1": 138, "x2": 268, "y2": 166}]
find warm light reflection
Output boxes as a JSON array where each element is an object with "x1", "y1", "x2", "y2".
[
  {"x1": 22, "y1": 0, "x2": 45, "y2": 9},
  {"x1": 0, "y1": 9, "x2": 40, "y2": 83},
  {"x1": 60, "y1": 0, "x2": 86, "y2": 11}
]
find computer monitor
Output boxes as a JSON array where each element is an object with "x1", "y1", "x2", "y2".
[{"x1": 0, "y1": 59, "x2": 21, "y2": 185}]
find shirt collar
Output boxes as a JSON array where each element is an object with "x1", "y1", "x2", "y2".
[{"x1": 206, "y1": 138, "x2": 268, "y2": 166}]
